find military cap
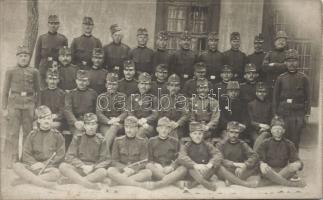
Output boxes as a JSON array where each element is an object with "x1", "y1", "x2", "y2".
[
  {"x1": 59, "y1": 46, "x2": 71, "y2": 55},
  {"x1": 76, "y1": 70, "x2": 89, "y2": 80},
  {"x1": 196, "y1": 79, "x2": 209, "y2": 88},
  {"x1": 137, "y1": 28, "x2": 148, "y2": 36},
  {"x1": 138, "y1": 72, "x2": 152, "y2": 83},
  {"x1": 157, "y1": 117, "x2": 173, "y2": 127},
  {"x1": 226, "y1": 81, "x2": 240, "y2": 90},
  {"x1": 123, "y1": 59, "x2": 135, "y2": 69},
  {"x1": 16, "y1": 45, "x2": 30, "y2": 55},
  {"x1": 194, "y1": 62, "x2": 206, "y2": 71},
  {"x1": 35, "y1": 105, "x2": 52, "y2": 118},
  {"x1": 46, "y1": 68, "x2": 59, "y2": 79},
  {"x1": 208, "y1": 32, "x2": 219, "y2": 40},
  {"x1": 271, "y1": 115, "x2": 285, "y2": 128},
  {"x1": 106, "y1": 73, "x2": 119, "y2": 82},
  {"x1": 275, "y1": 30, "x2": 288, "y2": 40},
  {"x1": 254, "y1": 33, "x2": 264, "y2": 43},
  {"x1": 230, "y1": 32, "x2": 240, "y2": 40},
  {"x1": 256, "y1": 82, "x2": 268, "y2": 91},
  {"x1": 92, "y1": 48, "x2": 104, "y2": 57},
  {"x1": 110, "y1": 24, "x2": 121, "y2": 34},
  {"x1": 83, "y1": 16, "x2": 94, "y2": 25},
  {"x1": 48, "y1": 15, "x2": 59, "y2": 23},
  {"x1": 285, "y1": 49, "x2": 299, "y2": 60},
  {"x1": 189, "y1": 121, "x2": 205, "y2": 132},
  {"x1": 157, "y1": 31, "x2": 169, "y2": 40},
  {"x1": 227, "y1": 121, "x2": 246, "y2": 132},
  {"x1": 167, "y1": 74, "x2": 181, "y2": 83},
  {"x1": 124, "y1": 116, "x2": 139, "y2": 126},
  {"x1": 244, "y1": 63, "x2": 257, "y2": 72},
  {"x1": 155, "y1": 64, "x2": 169, "y2": 72},
  {"x1": 84, "y1": 113, "x2": 98, "y2": 123},
  {"x1": 180, "y1": 30, "x2": 192, "y2": 40},
  {"x1": 221, "y1": 65, "x2": 233, "y2": 72}
]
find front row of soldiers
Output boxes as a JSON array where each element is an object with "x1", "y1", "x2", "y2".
[{"x1": 11, "y1": 105, "x2": 306, "y2": 191}]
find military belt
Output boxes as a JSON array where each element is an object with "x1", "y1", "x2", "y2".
[{"x1": 11, "y1": 91, "x2": 34, "y2": 97}]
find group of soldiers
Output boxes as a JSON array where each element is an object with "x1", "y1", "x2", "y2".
[{"x1": 2, "y1": 14, "x2": 310, "y2": 191}]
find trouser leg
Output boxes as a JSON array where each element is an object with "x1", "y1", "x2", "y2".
[
  {"x1": 253, "y1": 131, "x2": 271, "y2": 151},
  {"x1": 85, "y1": 168, "x2": 107, "y2": 183},
  {"x1": 188, "y1": 168, "x2": 217, "y2": 191},
  {"x1": 154, "y1": 166, "x2": 187, "y2": 188},
  {"x1": 106, "y1": 167, "x2": 143, "y2": 187},
  {"x1": 146, "y1": 163, "x2": 166, "y2": 180},
  {"x1": 284, "y1": 115, "x2": 304, "y2": 151},
  {"x1": 129, "y1": 169, "x2": 152, "y2": 182},
  {"x1": 217, "y1": 166, "x2": 257, "y2": 188}
]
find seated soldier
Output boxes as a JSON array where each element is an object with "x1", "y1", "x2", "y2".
[
  {"x1": 106, "y1": 116, "x2": 152, "y2": 187},
  {"x1": 240, "y1": 63, "x2": 259, "y2": 103},
  {"x1": 177, "y1": 122, "x2": 223, "y2": 191},
  {"x1": 256, "y1": 116, "x2": 306, "y2": 188},
  {"x1": 96, "y1": 73, "x2": 127, "y2": 151},
  {"x1": 143, "y1": 117, "x2": 187, "y2": 190},
  {"x1": 217, "y1": 121, "x2": 259, "y2": 188},
  {"x1": 59, "y1": 113, "x2": 110, "y2": 190},
  {"x1": 127, "y1": 72, "x2": 158, "y2": 139},
  {"x1": 213, "y1": 65, "x2": 234, "y2": 99},
  {"x1": 150, "y1": 64, "x2": 169, "y2": 96},
  {"x1": 12, "y1": 106, "x2": 65, "y2": 189},
  {"x1": 118, "y1": 59, "x2": 139, "y2": 96}
]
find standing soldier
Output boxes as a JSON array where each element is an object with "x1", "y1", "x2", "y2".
[
  {"x1": 170, "y1": 30, "x2": 197, "y2": 82},
  {"x1": 87, "y1": 48, "x2": 108, "y2": 94},
  {"x1": 240, "y1": 63, "x2": 260, "y2": 103},
  {"x1": 103, "y1": 24, "x2": 130, "y2": 76},
  {"x1": 152, "y1": 31, "x2": 171, "y2": 70},
  {"x1": 247, "y1": 34, "x2": 266, "y2": 80},
  {"x1": 57, "y1": 46, "x2": 79, "y2": 92},
  {"x1": 199, "y1": 32, "x2": 224, "y2": 85},
  {"x1": 150, "y1": 64, "x2": 169, "y2": 96},
  {"x1": 2, "y1": 45, "x2": 41, "y2": 167},
  {"x1": 222, "y1": 32, "x2": 248, "y2": 82},
  {"x1": 118, "y1": 59, "x2": 139, "y2": 96},
  {"x1": 71, "y1": 16, "x2": 102, "y2": 69},
  {"x1": 130, "y1": 28, "x2": 154, "y2": 75},
  {"x1": 35, "y1": 15, "x2": 68, "y2": 89},
  {"x1": 273, "y1": 49, "x2": 310, "y2": 150},
  {"x1": 64, "y1": 70, "x2": 98, "y2": 148}
]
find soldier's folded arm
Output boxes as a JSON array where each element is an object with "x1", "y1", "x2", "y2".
[
  {"x1": 216, "y1": 142, "x2": 234, "y2": 168},
  {"x1": 22, "y1": 132, "x2": 38, "y2": 165},
  {"x1": 287, "y1": 140, "x2": 303, "y2": 169},
  {"x1": 94, "y1": 140, "x2": 112, "y2": 169},
  {"x1": 242, "y1": 142, "x2": 259, "y2": 169},
  {"x1": 111, "y1": 139, "x2": 126, "y2": 169},
  {"x1": 65, "y1": 136, "x2": 85, "y2": 168},
  {"x1": 206, "y1": 142, "x2": 223, "y2": 168},
  {"x1": 177, "y1": 143, "x2": 197, "y2": 169},
  {"x1": 49, "y1": 132, "x2": 66, "y2": 167},
  {"x1": 206, "y1": 100, "x2": 220, "y2": 129},
  {"x1": 64, "y1": 92, "x2": 78, "y2": 126}
]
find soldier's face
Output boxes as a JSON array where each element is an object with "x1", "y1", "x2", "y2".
[
  {"x1": 256, "y1": 90, "x2": 267, "y2": 101},
  {"x1": 155, "y1": 69, "x2": 168, "y2": 82},
  {"x1": 197, "y1": 85, "x2": 209, "y2": 98},
  {"x1": 167, "y1": 82, "x2": 181, "y2": 95},
  {"x1": 124, "y1": 67, "x2": 136, "y2": 80},
  {"x1": 227, "y1": 129, "x2": 240, "y2": 143},
  {"x1": 46, "y1": 77, "x2": 59, "y2": 89},
  {"x1": 59, "y1": 54, "x2": 72, "y2": 66},
  {"x1": 157, "y1": 125, "x2": 172, "y2": 139},
  {"x1": 156, "y1": 38, "x2": 167, "y2": 50},
  {"x1": 285, "y1": 59, "x2": 298, "y2": 72},
  {"x1": 271, "y1": 126, "x2": 285, "y2": 141},
  {"x1": 84, "y1": 121, "x2": 98, "y2": 136},
  {"x1": 106, "y1": 81, "x2": 118, "y2": 94},
  {"x1": 274, "y1": 38, "x2": 287, "y2": 49},
  {"x1": 92, "y1": 56, "x2": 104, "y2": 67},
  {"x1": 180, "y1": 39, "x2": 191, "y2": 50},
  {"x1": 227, "y1": 89, "x2": 240, "y2": 99},
  {"x1": 137, "y1": 35, "x2": 148, "y2": 46},
  {"x1": 38, "y1": 114, "x2": 53, "y2": 131},
  {"x1": 125, "y1": 125, "x2": 138, "y2": 138},
  {"x1": 244, "y1": 71, "x2": 258, "y2": 82},
  {"x1": 220, "y1": 71, "x2": 233, "y2": 82},
  {"x1": 138, "y1": 82, "x2": 151, "y2": 94},
  {"x1": 230, "y1": 39, "x2": 240, "y2": 50},
  {"x1": 208, "y1": 39, "x2": 218, "y2": 51},
  {"x1": 76, "y1": 78, "x2": 89, "y2": 90},
  {"x1": 83, "y1": 24, "x2": 94, "y2": 34},
  {"x1": 254, "y1": 42, "x2": 263, "y2": 52},
  {"x1": 48, "y1": 22, "x2": 60, "y2": 33},
  {"x1": 17, "y1": 53, "x2": 30, "y2": 67},
  {"x1": 112, "y1": 32, "x2": 123, "y2": 44},
  {"x1": 194, "y1": 69, "x2": 206, "y2": 80},
  {"x1": 190, "y1": 131, "x2": 203, "y2": 144}
]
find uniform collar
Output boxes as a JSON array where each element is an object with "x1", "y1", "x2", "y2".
[
  {"x1": 48, "y1": 31, "x2": 58, "y2": 35},
  {"x1": 83, "y1": 33, "x2": 92, "y2": 37},
  {"x1": 17, "y1": 64, "x2": 29, "y2": 68}
]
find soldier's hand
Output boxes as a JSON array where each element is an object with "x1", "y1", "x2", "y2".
[
  {"x1": 259, "y1": 123, "x2": 270, "y2": 130},
  {"x1": 289, "y1": 161, "x2": 302, "y2": 171},
  {"x1": 138, "y1": 118, "x2": 147, "y2": 126},
  {"x1": 108, "y1": 117, "x2": 120, "y2": 125},
  {"x1": 235, "y1": 164, "x2": 246, "y2": 177},
  {"x1": 123, "y1": 167, "x2": 135, "y2": 176},
  {"x1": 163, "y1": 166, "x2": 175, "y2": 174},
  {"x1": 52, "y1": 113, "x2": 58, "y2": 119},
  {"x1": 154, "y1": 163, "x2": 164, "y2": 171},
  {"x1": 269, "y1": 63, "x2": 275, "y2": 67},
  {"x1": 74, "y1": 121, "x2": 84, "y2": 130},
  {"x1": 233, "y1": 162, "x2": 245, "y2": 168},
  {"x1": 260, "y1": 162, "x2": 270, "y2": 174},
  {"x1": 171, "y1": 122, "x2": 179, "y2": 129},
  {"x1": 31, "y1": 162, "x2": 45, "y2": 170},
  {"x1": 82, "y1": 165, "x2": 94, "y2": 174}
]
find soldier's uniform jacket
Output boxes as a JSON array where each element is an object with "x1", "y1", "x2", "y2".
[
  {"x1": 256, "y1": 137, "x2": 302, "y2": 169},
  {"x1": 216, "y1": 139, "x2": 258, "y2": 169},
  {"x1": 64, "y1": 88, "x2": 98, "y2": 126},
  {"x1": 58, "y1": 63, "x2": 79, "y2": 91},
  {"x1": 183, "y1": 79, "x2": 214, "y2": 97},
  {"x1": 87, "y1": 68, "x2": 107, "y2": 94},
  {"x1": 150, "y1": 80, "x2": 168, "y2": 96},
  {"x1": 2, "y1": 65, "x2": 41, "y2": 109},
  {"x1": 118, "y1": 78, "x2": 139, "y2": 97},
  {"x1": 111, "y1": 135, "x2": 148, "y2": 169},
  {"x1": 103, "y1": 42, "x2": 130, "y2": 73},
  {"x1": 273, "y1": 72, "x2": 310, "y2": 116},
  {"x1": 262, "y1": 49, "x2": 287, "y2": 87},
  {"x1": 199, "y1": 50, "x2": 224, "y2": 83},
  {"x1": 22, "y1": 128, "x2": 65, "y2": 168},
  {"x1": 248, "y1": 98, "x2": 272, "y2": 128},
  {"x1": 222, "y1": 49, "x2": 247, "y2": 81},
  {"x1": 40, "y1": 88, "x2": 65, "y2": 122},
  {"x1": 35, "y1": 32, "x2": 68, "y2": 69},
  {"x1": 152, "y1": 49, "x2": 171, "y2": 71},
  {"x1": 129, "y1": 46, "x2": 154, "y2": 74},
  {"x1": 177, "y1": 141, "x2": 223, "y2": 169},
  {"x1": 213, "y1": 81, "x2": 228, "y2": 99},
  {"x1": 96, "y1": 91, "x2": 127, "y2": 125},
  {"x1": 247, "y1": 51, "x2": 266, "y2": 80},
  {"x1": 148, "y1": 136, "x2": 179, "y2": 167},
  {"x1": 70, "y1": 34, "x2": 102, "y2": 68},
  {"x1": 240, "y1": 82, "x2": 257, "y2": 103},
  {"x1": 170, "y1": 49, "x2": 197, "y2": 80},
  {"x1": 65, "y1": 133, "x2": 111, "y2": 169}
]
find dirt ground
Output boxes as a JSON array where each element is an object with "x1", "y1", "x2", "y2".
[{"x1": 0, "y1": 108, "x2": 322, "y2": 199}]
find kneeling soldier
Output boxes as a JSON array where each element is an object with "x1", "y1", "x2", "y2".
[
  {"x1": 12, "y1": 105, "x2": 65, "y2": 189},
  {"x1": 217, "y1": 121, "x2": 259, "y2": 188},
  {"x1": 143, "y1": 117, "x2": 187, "y2": 189},
  {"x1": 106, "y1": 116, "x2": 152, "y2": 187},
  {"x1": 59, "y1": 113, "x2": 110, "y2": 190},
  {"x1": 177, "y1": 122, "x2": 222, "y2": 191},
  {"x1": 256, "y1": 116, "x2": 306, "y2": 187}
]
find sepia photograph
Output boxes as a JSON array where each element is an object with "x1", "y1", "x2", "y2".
[{"x1": 0, "y1": 0, "x2": 322, "y2": 199}]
